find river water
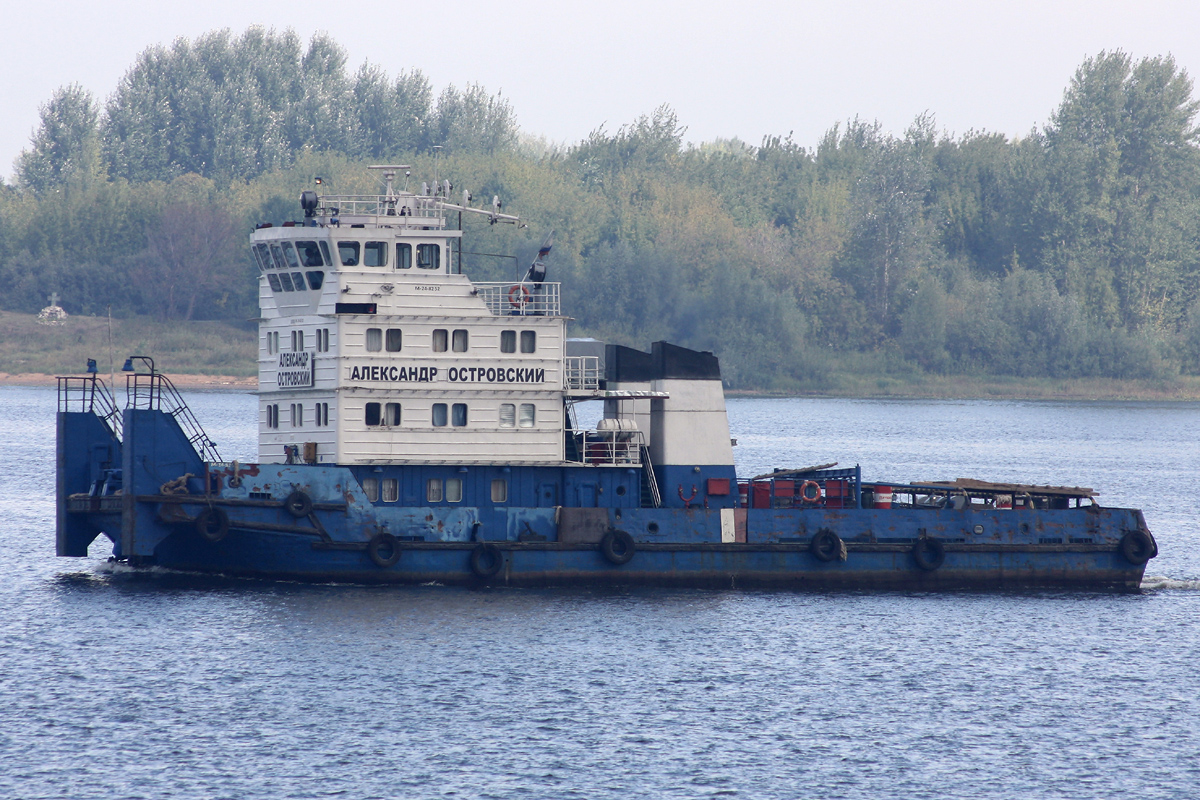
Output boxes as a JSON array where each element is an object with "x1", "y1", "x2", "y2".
[{"x1": 1, "y1": 387, "x2": 1198, "y2": 799}]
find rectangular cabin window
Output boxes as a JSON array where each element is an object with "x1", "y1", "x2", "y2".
[
  {"x1": 416, "y1": 243, "x2": 440, "y2": 270},
  {"x1": 266, "y1": 404, "x2": 279, "y2": 429},
  {"x1": 315, "y1": 402, "x2": 329, "y2": 426},
  {"x1": 255, "y1": 243, "x2": 273, "y2": 270},
  {"x1": 500, "y1": 330, "x2": 516, "y2": 353},
  {"x1": 432, "y1": 329, "x2": 448, "y2": 352},
  {"x1": 316, "y1": 329, "x2": 330, "y2": 352},
  {"x1": 519, "y1": 404, "x2": 536, "y2": 428},
  {"x1": 364, "y1": 241, "x2": 388, "y2": 267},
  {"x1": 269, "y1": 243, "x2": 288, "y2": 270},
  {"x1": 296, "y1": 241, "x2": 325, "y2": 267},
  {"x1": 499, "y1": 404, "x2": 515, "y2": 428},
  {"x1": 452, "y1": 403, "x2": 468, "y2": 427},
  {"x1": 365, "y1": 402, "x2": 381, "y2": 426},
  {"x1": 445, "y1": 478, "x2": 463, "y2": 503},
  {"x1": 384, "y1": 403, "x2": 401, "y2": 426},
  {"x1": 366, "y1": 328, "x2": 382, "y2": 352},
  {"x1": 279, "y1": 272, "x2": 296, "y2": 292},
  {"x1": 396, "y1": 243, "x2": 412, "y2": 269},
  {"x1": 337, "y1": 241, "x2": 360, "y2": 266},
  {"x1": 291, "y1": 403, "x2": 303, "y2": 427},
  {"x1": 385, "y1": 329, "x2": 402, "y2": 352},
  {"x1": 382, "y1": 479, "x2": 399, "y2": 503},
  {"x1": 266, "y1": 331, "x2": 278, "y2": 354},
  {"x1": 305, "y1": 271, "x2": 324, "y2": 290},
  {"x1": 281, "y1": 242, "x2": 301, "y2": 269},
  {"x1": 426, "y1": 479, "x2": 443, "y2": 503},
  {"x1": 432, "y1": 403, "x2": 448, "y2": 427},
  {"x1": 363, "y1": 478, "x2": 379, "y2": 503},
  {"x1": 491, "y1": 479, "x2": 508, "y2": 503},
  {"x1": 452, "y1": 329, "x2": 468, "y2": 352},
  {"x1": 292, "y1": 330, "x2": 304, "y2": 351},
  {"x1": 267, "y1": 273, "x2": 283, "y2": 292},
  {"x1": 520, "y1": 330, "x2": 536, "y2": 353}
]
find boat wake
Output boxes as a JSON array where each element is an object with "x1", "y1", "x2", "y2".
[{"x1": 1140, "y1": 575, "x2": 1200, "y2": 591}]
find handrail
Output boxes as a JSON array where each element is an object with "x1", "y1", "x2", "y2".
[
  {"x1": 56, "y1": 375, "x2": 122, "y2": 439},
  {"x1": 474, "y1": 282, "x2": 561, "y2": 317},
  {"x1": 640, "y1": 444, "x2": 662, "y2": 508},
  {"x1": 125, "y1": 373, "x2": 222, "y2": 463}
]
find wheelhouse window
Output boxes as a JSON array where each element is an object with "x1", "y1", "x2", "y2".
[
  {"x1": 337, "y1": 241, "x2": 360, "y2": 266},
  {"x1": 364, "y1": 241, "x2": 388, "y2": 267},
  {"x1": 499, "y1": 404, "x2": 515, "y2": 428},
  {"x1": 291, "y1": 272, "x2": 305, "y2": 291},
  {"x1": 386, "y1": 329, "x2": 402, "y2": 352},
  {"x1": 279, "y1": 272, "x2": 296, "y2": 292},
  {"x1": 500, "y1": 330, "x2": 516, "y2": 353},
  {"x1": 432, "y1": 403, "x2": 448, "y2": 427},
  {"x1": 452, "y1": 329, "x2": 468, "y2": 352},
  {"x1": 267, "y1": 273, "x2": 283, "y2": 292},
  {"x1": 520, "y1": 330, "x2": 536, "y2": 353},
  {"x1": 416, "y1": 244, "x2": 440, "y2": 270},
  {"x1": 305, "y1": 271, "x2": 324, "y2": 290},
  {"x1": 452, "y1": 403, "x2": 468, "y2": 427},
  {"x1": 365, "y1": 402, "x2": 381, "y2": 426},
  {"x1": 255, "y1": 243, "x2": 273, "y2": 270},
  {"x1": 432, "y1": 329, "x2": 448, "y2": 352},
  {"x1": 296, "y1": 241, "x2": 326, "y2": 267},
  {"x1": 269, "y1": 243, "x2": 287, "y2": 270},
  {"x1": 366, "y1": 328, "x2": 382, "y2": 352},
  {"x1": 519, "y1": 404, "x2": 535, "y2": 428},
  {"x1": 396, "y1": 243, "x2": 412, "y2": 270},
  {"x1": 281, "y1": 242, "x2": 301, "y2": 269},
  {"x1": 491, "y1": 479, "x2": 508, "y2": 503}
]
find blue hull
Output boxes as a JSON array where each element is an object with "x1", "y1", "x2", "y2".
[{"x1": 55, "y1": 406, "x2": 1155, "y2": 590}]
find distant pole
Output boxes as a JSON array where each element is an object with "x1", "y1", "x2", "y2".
[{"x1": 107, "y1": 305, "x2": 115, "y2": 388}]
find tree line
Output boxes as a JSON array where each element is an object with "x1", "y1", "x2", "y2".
[{"x1": 3, "y1": 29, "x2": 1200, "y2": 389}]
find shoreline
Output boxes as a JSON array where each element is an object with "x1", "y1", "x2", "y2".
[
  {"x1": 0, "y1": 372, "x2": 257, "y2": 391},
  {"x1": 6, "y1": 370, "x2": 1200, "y2": 401}
]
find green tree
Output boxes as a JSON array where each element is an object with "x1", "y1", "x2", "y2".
[{"x1": 15, "y1": 84, "x2": 102, "y2": 192}]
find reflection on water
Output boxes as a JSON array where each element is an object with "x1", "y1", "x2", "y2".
[{"x1": 2, "y1": 387, "x2": 1198, "y2": 799}]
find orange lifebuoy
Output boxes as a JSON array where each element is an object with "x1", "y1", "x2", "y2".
[
  {"x1": 508, "y1": 284, "x2": 531, "y2": 307},
  {"x1": 800, "y1": 480, "x2": 822, "y2": 503}
]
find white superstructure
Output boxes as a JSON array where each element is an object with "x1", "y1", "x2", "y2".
[{"x1": 250, "y1": 166, "x2": 586, "y2": 466}]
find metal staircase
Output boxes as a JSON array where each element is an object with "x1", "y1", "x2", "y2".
[{"x1": 126, "y1": 372, "x2": 222, "y2": 462}]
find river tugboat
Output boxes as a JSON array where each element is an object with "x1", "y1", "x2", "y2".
[{"x1": 55, "y1": 166, "x2": 1158, "y2": 588}]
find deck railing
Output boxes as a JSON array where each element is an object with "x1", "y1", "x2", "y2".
[
  {"x1": 564, "y1": 356, "x2": 601, "y2": 391},
  {"x1": 126, "y1": 372, "x2": 223, "y2": 463},
  {"x1": 56, "y1": 375, "x2": 122, "y2": 438},
  {"x1": 568, "y1": 430, "x2": 645, "y2": 466},
  {"x1": 314, "y1": 194, "x2": 447, "y2": 222},
  {"x1": 474, "y1": 282, "x2": 561, "y2": 316}
]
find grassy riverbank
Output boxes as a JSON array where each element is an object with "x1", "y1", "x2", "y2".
[
  {"x1": 4, "y1": 310, "x2": 1200, "y2": 400},
  {"x1": 0, "y1": 311, "x2": 256, "y2": 383}
]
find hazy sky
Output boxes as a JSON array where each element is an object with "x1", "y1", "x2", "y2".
[{"x1": 5, "y1": 0, "x2": 1200, "y2": 181}]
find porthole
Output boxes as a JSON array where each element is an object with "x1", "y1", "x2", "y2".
[
  {"x1": 647, "y1": 522, "x2": 659, "y2": 534},
  {"x1": 616, "y1": 485, "x2": 627, "y2": 496},
  {"x1": 973, "y1": 524, "x2": 985, "y2": 535}
]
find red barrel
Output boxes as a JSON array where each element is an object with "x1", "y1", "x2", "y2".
[{"x1": 873, "y1": 485, "x2": 893, "y2": 509}]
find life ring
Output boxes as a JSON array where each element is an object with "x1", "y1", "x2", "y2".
[
  {"x1": 600, "y1": 529, "x2": 636, "y2": 565},
  {"x1": 809, "y1": 528, "x2": 842, "y2": 562},
  {"x1": 1119, "y1": 530, "x2": 1156, "y2": 565},
  {"x1": 195, "y1": 507, "x2": 230, "y2": 543},
  {"x1": 470, "y1": 543, "x2": 504, "y2": 578},
  {"x1": 508, "y1": 284, "x2": 530, "y2": 307},
  {"x1": 367, "y1": 532, "x2": 401, "y2": 568},
  {"x1": 284, "y1": 490, "x2": 313, "y2": 518},
  {"x1": 800, "y1": 480, "x2": 822, "y2": 503},
  {"x1": 912, "y1": 537, "x2": 946, "y2": 571}
]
